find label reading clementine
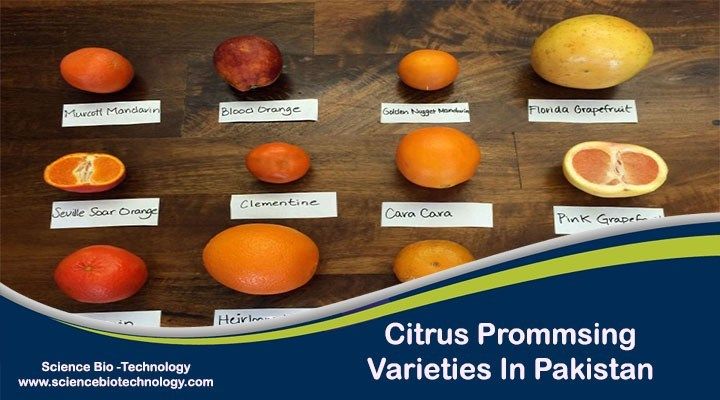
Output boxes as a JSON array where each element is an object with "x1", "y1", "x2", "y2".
[
  {"x1": 50, "y1": 198, "x2": 160, "y2": 229},
  {"x1": 76, "y1": 310, "x2": 162, "y2": 327},
  {"x1": 381, "y1": 202, "x2": 493, "y2": 228},
  {"x1": 230, "y1": 192, "x2": 337, "y2": 219},
  {"x1": 218, "y1": 99, "x2": 318, "y2": 123},
  {"x1": 380, "y1": 103, "x2": 470, "y2": 123},
  {"x1": 528, "y1": 99, "x2": 637, "y2": 123},
  {"x1": 214, "y1": 308, "x2": 309, "y2": 326},
  {"x1": 62, "y1": 100, "x2": 161, "y2": 127},
  {"x1": 554, "y1": 206, "x2": 664, "y2": 234}
]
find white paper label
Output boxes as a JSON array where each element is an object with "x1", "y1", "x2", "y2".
[
  {"x1": 230, "y1": 192, "x2": 337, "y2": 219},
  {"x1": 218, "y1": 99, "x2": 318, "y2": 123},
  {"x1": 76, "y1": 311, "x2": 162, "y2": 327},
  {"x1": 554, "y1": 206, "x2": 664, "y2": 234},
  {"x1": 214, "y1": 308, "x2": 309, "y2": 326},
  {"x1": 380, "y1": 102, "x2": 470, "y2": 123},
  {"x1": 50, "y1": 198, "x2": 160, "y2": 229},
  {"x1": 381, "y1": 202, "x2": 493, "y2": 228},
  {"x1": 62, "y1": 100, "x2": 161, "y2": 127},
  {"x1": 528, "y1": 99, "x2": 637, "y2": 123}
]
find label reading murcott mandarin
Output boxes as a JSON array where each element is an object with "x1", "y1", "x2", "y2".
[{"x1": 62, "y1": 100, "x2": 161, "y2": 127}]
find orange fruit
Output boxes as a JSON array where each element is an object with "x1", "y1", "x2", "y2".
[
  {"x1": 563, "y1": 141, "x2": 668, "y2": 197},
  {"x1": 203, "y1": 224, "x2": 319, "y2": 295},
  {"x1": 245, "y1": 142, "x2": 311, "y2": 184},
  {"x1": 397, "y1": 49, "x2": 459, "y2": 91},
  {"x1": 60, "y1": 47, "x2": 134, "y2": 93},
  {"x1": 54, "y1": 245, "x2": 148, "y2": 303},
  {"x1": 393, "y1": 240, "x2": 474, "y2": 282},
  {"x1": 44, "y1": 153, "x2": 126, "y2": 193},
  {"x1": 396, "y1": 126, "x2": 481, "y2": 188}
]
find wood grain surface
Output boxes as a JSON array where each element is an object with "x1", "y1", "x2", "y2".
[{"x1": 1, "y1": 0, "x2": 718, "y2": 327}]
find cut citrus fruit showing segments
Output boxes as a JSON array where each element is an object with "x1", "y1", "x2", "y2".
[
  {"x1": 563, "y1": 141, "x2": 668, "y2": 198},
  {"x1": 44, "y1": 153, "x2": 126, "y2": 193}
]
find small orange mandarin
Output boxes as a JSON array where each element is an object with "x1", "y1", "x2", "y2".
[
  {"x1": 394, "y1": 240, "x2": 474, "y2": 282},
  {"x1": 397, "y1": 49, "x2": 459, "y2": 91},
  {"x1": 60, "y1": 47, "x2": 134, "y2": 93}
]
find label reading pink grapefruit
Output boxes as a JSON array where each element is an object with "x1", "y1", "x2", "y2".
[{"x1": 554, "y1": 206, "x2": 664, "y2": 234}]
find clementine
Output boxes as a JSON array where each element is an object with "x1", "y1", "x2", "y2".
[
  {"x1": 54, "y1": 245, "x2": 148, "y2": 303},
  {"x1": 203, "y1": 224, "x2": 319, "y2": 295},
  {"x1": 394, "y1": 240, "x2": 474, "y2": 282},
  {"x1": 397, "y1": 49, "x2": 459, "y2": 91},
  {"x1": 60, "y1": 47, "x2": 134, "y2": 93},
  {"x1": 44, "y1": 153, "x2": 125, "y2": 193},
  {"x1": 245, "y1": 142, "x2": 310, "y2": 184},
  {"x1": 563, "y1": 141, "x2": 668, "y2": 198},
  {"x1": 395, "y1": 126, "x2": 481, "y2": 188}
]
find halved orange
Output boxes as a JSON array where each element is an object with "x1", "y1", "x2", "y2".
[
  {"x1": 44, "y1": 153, "x2": 126, "y2": 193},
  {"x1": 563, "y1": 141, "x2": 668, "y2": 198}
]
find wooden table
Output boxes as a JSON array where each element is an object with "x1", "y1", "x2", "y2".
[{"x1": 1, "y1": 0, "x2": 718, "y2": 327}]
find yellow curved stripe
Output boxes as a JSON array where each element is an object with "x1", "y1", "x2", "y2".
[{"x1": 66, "y1": 235, "x2": 719, "y2": 345}]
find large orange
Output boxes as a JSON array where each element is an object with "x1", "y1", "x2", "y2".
[
  {"x1": 54, "y1": 245, "x2": 148, "y2": 303},
  {"x1": 396, "y1": 126, "x2": 481, "y2": 188},
  {"x1": 203, "y1": 224, "x2": 319, "y2": 295},
  {"x1": 43, "y1": 153, "x2": 126, "y2": 193},
  {"x1": 60, "y1": 47, "x2": 134, "y2": 93},
  {"x1": 394, "y1": 240, "x2": 474, "y2": 282},
  {"x1": 397, "y1": 49, "x2": 459, "y2": 91}
]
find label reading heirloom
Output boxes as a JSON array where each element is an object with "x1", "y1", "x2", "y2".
[
  {"x1": 76, "y1": 311, "x2": 162, "y2": 327},
  {"x1": 528, "y1": 99, "x2": 637, "y2": 123},
  {"x1": 214, "y1": 308, "x2": 309, "y2": 326},
  {"x1": 218, "y1": 99, "x2": 318, "y2": 123},
  {"x1": 381, "y1": 202, "x2": 493, "y2": 228},
  {"x1": 230, "y1": 192, "x2": 337, "y2": 219},
  {"x1": 62, "y1": 100, "x2": 161, "y2": 127},
  {"x1": 380, "y1": 103, "x2": 470, "y2": 123},
  {"x1": 554, "y1": 206, "x2": 664, "y2": 234},
  {"x1": 50, "y1": 198, "x2": 160, "y2": 229}
]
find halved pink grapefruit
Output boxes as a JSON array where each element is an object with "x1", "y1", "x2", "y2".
[{"x1": 563, "y1": 141, "x2": 668, "y2": 198}]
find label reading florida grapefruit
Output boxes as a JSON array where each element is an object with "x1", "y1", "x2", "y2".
[
  {"x1": 381, "y1": 202, "x2": 493, "y2": 228},
  {"x1": 528, "y1": 99, "x2": 637, "y2": 123},
  {"x1": 50, "y1": 198, "x2": 160, "y2": 229},
  {"x1": 554, "y1": 206, "x2": 664, "y2": 234},
  {"x1": 214, "y1": 309, "x2": 309, "y2": 326},
  {"x1": 230, "y1": 192, "x2": 337, "y2": 219}
]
